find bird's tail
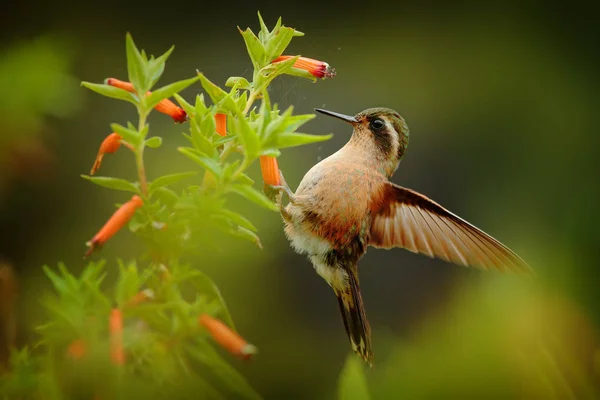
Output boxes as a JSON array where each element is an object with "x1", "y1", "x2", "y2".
[{"x1": 334, "y1": 268, "x2": 373, "y2": 366}]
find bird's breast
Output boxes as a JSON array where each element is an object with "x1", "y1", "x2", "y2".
[{"x1": 284, "y1": 156, "x2": 386, "y2": 255}]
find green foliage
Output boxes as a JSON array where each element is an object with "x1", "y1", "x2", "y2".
[
  {"x1": 1, "y1": 12, "x2": 336, "y2": 399},
  {"x1": 338, "y1": 355, "x2": 371, "y2": 400}
]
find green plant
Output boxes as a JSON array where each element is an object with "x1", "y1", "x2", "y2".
[{"x1": 0, "y1": 13, "x2": 336, "y2": 399}]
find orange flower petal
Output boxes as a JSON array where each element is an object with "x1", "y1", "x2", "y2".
[
  {"x1": 85, "y1": 195, "x2": 144, "y2": 257},
  {"x1": 259, "y1": 156, "x2": 280, "y2": 186},
  {"x1": 215, "y1": 113, "x2": 227, "y2": 136},
  {"x1": 109, "y1": 309, "x2": 125, "y2": 365},
  {"x1": 105, "y1": 78, "x2": 188, "y2": 123},
  {"x1": 199, "y1": 314, "x2": 257, "y2": 360},
  {"x1": 273, "y1": 56, "x2": 336, "y2": 79},
  {"x1": 90, "y1": 133, "x2": 122, "y2": 175}
]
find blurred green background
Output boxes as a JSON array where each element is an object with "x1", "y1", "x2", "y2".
[{"x1": 1, "y1": 1, "x2": 599, "y2": 398}]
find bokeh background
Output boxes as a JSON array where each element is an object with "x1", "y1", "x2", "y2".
[{"x1": 1, "y1": 1, "x2": 599, "y2": 398}]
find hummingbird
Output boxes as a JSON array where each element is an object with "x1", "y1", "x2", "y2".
[{"x1": 267, "y1": 107, "x2": 531, "y2": 367}]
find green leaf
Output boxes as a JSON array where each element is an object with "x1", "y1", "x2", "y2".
[
  {"x1": 42, "y1": 265, "x2": 68, "y2": 295},
  {"x1": 228, "y1": 184, "x2": 278, "y2": 211},
  {"x1": 186, "y1": 341, "x2": 262, "y2": 400},
  {"x1": 147, "y1": 45, "x2": 174, "y2": 88},
  {"x1": 145, "y1": 136, "x2": 162, "y2": 148},
  {"x1": 338, "y1": 355, "x2": 371, "y2": 400},
  {"x1": 272, "y1": 132, "x2": 333, "y2": 149},
  {"x1": 81, "y1": 175, "x2": 140, "y2": 193},
  {"x1": 146, "y1": 76, "x2": 199, "y2": 110},
  {"x1": 81, "y1": 82, "x2": 138, "y2": 105},
  {"x1": 225, "y1": 76, "x2": 251, "y2": 90},
  {"x1": 178, "y1": 148, "x2": 222, "y2": 176},
  {"x1": 226, "y1": 226, "x2": 263, "y2": 249},
  {"x1": 173, "y1": 93, "x2": 195, "y2": 116},
  {"x1": 238, "y1": 27, "x2": 266, "y2": 69},
  {"x1": 115, "y1": 261, "x2": 140, "y2": 308},
  {"x1": 257, "y1": 11, "x2": 270, "y2": 39},
  {"x1": 236, "y1": 173, "x2": 255, "y2": 186},
  {"x1": 283, "y1": 67, "x2": 318, "y2": 82},
  {"x1": 265, "y1": 26, "x2": 296, "y2": 61},
  {"x1": 149, "y1": 171, "x2": 198, "y2": 193},
  {"x1": 216, "y1": 209, "x2": 257, "y2": 232},
  {"x1": 154, "y1": 187, "x2": 179, "y2": 206},
  {"x1": 125, "y1": 33, "x2": 148, "y2": 94},
  {"x1": 187, "y1": 271, "x2": 235, "y2": 329},
  {"x1": 233, "y1": 114, "x2": 260, "y2": 157},
  {"x1": 197, "y1": 72, "x2": 228, "y2": 105},
  {"x1": 111, "y1": 123, "x2": 142, "y2": 146}
]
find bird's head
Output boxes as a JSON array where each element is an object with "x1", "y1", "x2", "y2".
[{"x1": 315, "y1": 107, "x2": 409, "y2": 176}]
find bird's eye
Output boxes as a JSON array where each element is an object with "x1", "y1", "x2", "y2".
[{"x1": 369, "y1": 118, "x2": 385, "y2": 131}]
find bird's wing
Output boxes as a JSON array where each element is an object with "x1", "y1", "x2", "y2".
[{"x1": 369, "y1": 182, "x2": 531, "y2": 273}]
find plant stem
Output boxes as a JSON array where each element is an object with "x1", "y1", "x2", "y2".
[{"x1": 137, "y1": 111, "x2": 149, "y2": 196}]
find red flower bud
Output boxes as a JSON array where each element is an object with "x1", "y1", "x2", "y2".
[{"x1": 273, "y1": 56, "x2": 336, "y2": 79}]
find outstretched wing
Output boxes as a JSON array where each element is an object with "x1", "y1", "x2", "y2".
[{"x1": 369, "y1": 183, "x2": 531, "y2": 273}]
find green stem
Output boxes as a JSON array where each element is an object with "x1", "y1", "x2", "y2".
[{"x1": 136, "y1": 111, "x2": 149, "y2": 197}]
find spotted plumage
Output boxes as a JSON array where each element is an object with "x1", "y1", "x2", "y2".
[{"x1": 269, "y1": 107, "x2": 531, "y2": 366}]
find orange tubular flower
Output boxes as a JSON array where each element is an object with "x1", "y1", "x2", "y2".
[
  {"x1": 125, "y1": 289, "x2": 154, "y2": 308},
  {"x1": 109, "y1": 308, "x2": 125, "y2": 365},
  {"x1": 85, "y1": 195, "x2": 144, "y2": 257},
  {"x1": 273, "y1": 56, "x2": 336, "y2": 79},
  {"x1": 105, "y1": 78, "x2": 188, "y2": 123},
  {"x1": 199, "y1": 314, "x2": 257, "y2": 360},
  {"x1": 90, "y1": 133, "x2": 122, "y2": 175},
  {"x1": 66, "y1": 339, "x2": 87, "y2": 360},
  {"x1": 215, "y1": 113, "x2": 227, "y2": 136},
  {"x1": 259, "y1": 156, "x2": 281, "y2": 186}
]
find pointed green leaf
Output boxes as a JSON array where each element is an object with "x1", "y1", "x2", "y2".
[
  {"x1": 228, "y1": 184, "x2": 278, "y2": 211},
  {"x1": 178, "y1": 148, "x2": 222, "y2": 176},
  {"x1": 225, "y1": 226, "x2": 263, "y2": 249},
  {"x1": 265, "y1": 27, "x2": 296, "y2": 61},
  {"x1": 236, "y1": 173, "x2": 255, "y2": 186},
  {"x1": 197, "y1": 72, "x2": 228, "y2": 105},
  {"x1": 225, "y1": 77, "x2": 251, "y2": 90},
  {"x1": 233, "y1": 114, "x2": 260, "y2": 157},
  {"x1": 81, "y1": 175, "x2": 140, "y2": 193},
  {"x1": 216, "y1": 209, "x2": 258, "y2": 232},
  {"x1": 42, "y1": 265, "x2": 68, "y2": 295},
  {"x1": 145, "y1": 136, "x2": 162, "y2": 148},
  {"x1": 338, "y1": 355, "x2": 371, "y2": 400},
  {"x1": 125, "y1": 33, "x2": 148, "y2": 93},
  {"x1": 147, "y1": 45, "x2": 174, "y2": 88},
  {"x1": 188, "y1": 270, "x2": 235, "y2": 330},
  {"x1": 81, "y1": 82, "x2": 139, "y2": 104},
  {"x1": 284, "y1": 67, "x2": 318, "y2": 82},
  {"x1": 111, "y1": 123, "x2": 142, "y2": 146},
  {"x1": 149, "y1": 171, "x2": 198, "y2": 193},
  {"x1": 257, "y1": 11, "x2": 270, "y2": 39},
  {"x1": 146, "y1": 76, "x2": 199, "y2": 110},
  {"x1": 186, "y1": 341, "x2": 262, "y2": 400},
  {"x1": 272, "y1": 132, "x2": 333, "y2": 149},
  {"x1": 154, "y1": 187, "x2": 179, "y2": 206},
  {"x1": 173, "y1": 93, "x2": 195, "y2": 116},
  {"x1": 238, "y1": 27, "x2": 266, "y2": 68}
]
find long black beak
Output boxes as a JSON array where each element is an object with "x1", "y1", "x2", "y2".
[{"x1": 315, "y1": 108, "x2": 357, "y2": 123}]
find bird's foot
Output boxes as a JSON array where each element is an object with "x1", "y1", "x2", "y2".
[{"x1": 263, "y1": 170, "x2": 295, "y2": 222}]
